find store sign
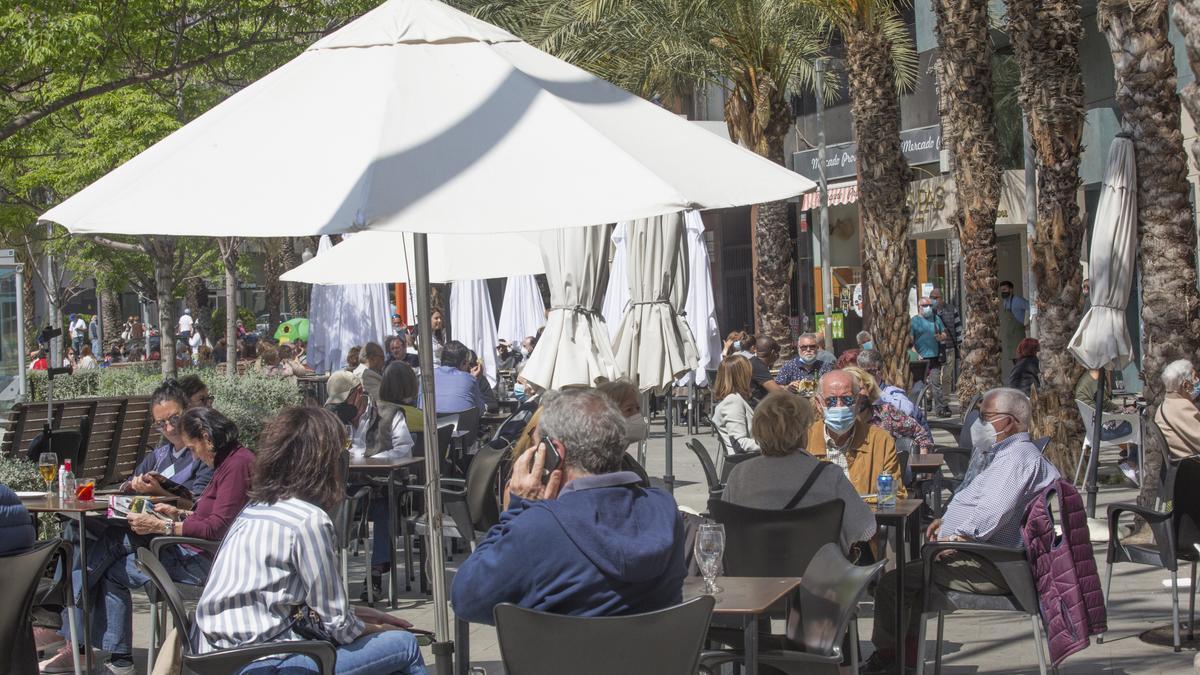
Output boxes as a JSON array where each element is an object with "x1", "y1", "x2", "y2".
[
  {"x1": 792, "y1": 124, "x2": 943, "y2": 181},
  {"x1": 908, "y1": 169, "x2": 1027, "y2": 238}
]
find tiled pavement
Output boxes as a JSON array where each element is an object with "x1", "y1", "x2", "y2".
[{"x1": 117, "y1": 418, "x2": 1196, "y2": 674}]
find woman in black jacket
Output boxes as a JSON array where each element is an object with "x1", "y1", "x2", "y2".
[{"x1": 1008, "y1": 338, "x2": 1041, "y2": 395}]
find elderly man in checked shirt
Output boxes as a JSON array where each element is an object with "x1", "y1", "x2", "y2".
[{"x1": 863, "y1": 388, "x2": 1060, "y2": 674}]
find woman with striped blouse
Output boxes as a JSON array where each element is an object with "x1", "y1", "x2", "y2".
[{"x1": 195, "y1": 406, "x2": 426, "y2": 675}]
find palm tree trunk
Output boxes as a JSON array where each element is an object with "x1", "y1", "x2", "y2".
[
  {"x1": 933, "y1": 0, "x2": 1004, "y2": 406},
  {"x1": 99, "y1": 288, "x2": 122, "y2": 354},
  {"x1": 280, "y1": 239, "x2": 306, "y2": 315},
  {"x1": 20, "y1": 247, "x2": 37, "y2": 354},
  {"x1": 1007, "y1": 0, "x2": 1087, "y2": 475},
  {"x1": 845, "y1": 22, "x2": 914, "y2": 387},
  {"x1": 1101, "y1": 0, "x2": 1200, "y2": 510}
]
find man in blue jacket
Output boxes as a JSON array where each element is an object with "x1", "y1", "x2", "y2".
[{"x1": 452, "y1": 388, "x2": 686, "y2": 624}]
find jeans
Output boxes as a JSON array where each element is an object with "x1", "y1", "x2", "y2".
[
  {"x1": 60, "y1": 526, "x2": 211, "y2": 656},
  {"x1": 926, "y1": 358, "x2": 948, "y2": 414},
  {"x1": 370, "y1": 497, "x2": 392, "y2": 568},
  {"x1": 238, "y1": 630, "x2": 427, "y2": 675}
]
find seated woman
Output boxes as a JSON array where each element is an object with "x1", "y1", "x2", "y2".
[
  {"x1": 369, "y1": 361, "x2": 418, "y2": 457},
  {"x1": 1156, "y1": 359, "x2": 1200, "y2": 459},
  {"x1": 710, "y1": 355, "x2": 760, "y2": 454},
  {"x1": 842, "y1": 366, "x2": 934, "y2": 454},
  {"x1": 596, "y1": 378, "x2": 649, "y2": 448},
  {"x1": 721, "y1": 391, "x2": 875, "y2": 554},
  {"x1": 40, "y1": 407, "x2": 253, "y2": 674},
  {"x1": 196, "y1": 407, "x2": 426, "y2": 675},
  {"x1": 325, "y1": 370, "x2": 371, "y2": 454}
]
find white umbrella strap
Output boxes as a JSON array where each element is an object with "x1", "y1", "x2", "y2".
[{"x1": 550, "y1": 305, "x2": 603, "y2": 343}]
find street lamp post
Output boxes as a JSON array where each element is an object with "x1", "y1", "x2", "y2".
[{"x1": 815, "y1": 58, "x2": 835, "y2": 352}]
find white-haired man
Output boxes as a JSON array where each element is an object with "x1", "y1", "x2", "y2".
[
  {"x1": 864, "y1": 387, "x2": 1060, "y2": 673},
  {"x1": 1156, "y1": 359, "x2": 1200, "y2": 459}
]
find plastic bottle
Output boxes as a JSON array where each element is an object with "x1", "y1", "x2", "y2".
[{"x1": 58, "y1": 459, "x2": 76, "y2": 503}]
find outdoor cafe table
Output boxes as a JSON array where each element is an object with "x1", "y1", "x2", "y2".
[
  {"x1": 347, "y1": 454, "x2": 425, "y2": 608},
  {"x1": 683, "y1": 576, "x2": 803, "y2": 675},
  {"x1": 21, "y1": 493, "x2": 176, "y2": 673},
  {"x1": 871, "y1": 497, "x2": 924, "y2": 675},
  {"x1": 451, "y1": 576, "x2": 803, "y2": 675}
]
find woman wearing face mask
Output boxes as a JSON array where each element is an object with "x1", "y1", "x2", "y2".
[
  {"x1": 595, "y1": 379, "x2": 653, "y2": 486},
  {"x1": 711, "y1": 356, "x2": 761, "y2": 454},
  {"x1": 722, "y1": 331, "x2": 754, "y2": 359}
]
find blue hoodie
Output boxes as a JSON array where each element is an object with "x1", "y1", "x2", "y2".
[
  {"x1": 0, "y1": 483, "x2": 35, "y2": 555},
  {"x1": 451, "y1": 471, "x2": 686, "y2": 625}
]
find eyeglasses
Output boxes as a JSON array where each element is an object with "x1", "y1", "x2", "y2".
[
  {"x1": 797, "y1": 344, "x2": 819, "y2": 353},
  {"x1": 152, "y1": 414, "x2": 181, "y2": 433},
  {"x1": 980, "y1": 410, "x2": 1014, "y2": 423},
  {"x1": 823, "y1": 395, "x2": 856, "y2": 408}
]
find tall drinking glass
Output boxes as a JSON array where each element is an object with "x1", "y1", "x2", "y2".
[
  {"x1": 695, "y1": 522, "x2": 725, "y2": 594},
  {"x1": 38, "y1": 452, "x2": 58, "y2": 496}
]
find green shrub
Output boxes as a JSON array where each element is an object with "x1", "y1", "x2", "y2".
[
  {"x1": 0, "y1": 452, "x2": 41, "y2": 491},
  {"x1": 26, "y1": 367, "x2": 303, "y2": 450}
]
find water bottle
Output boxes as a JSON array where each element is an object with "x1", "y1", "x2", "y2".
[
  {"x1": 58, "y1": 460, "x2": 76, "y2": 503},
  {"x1": 877, "y1": 472, "x2": 895, "y2": 508}
]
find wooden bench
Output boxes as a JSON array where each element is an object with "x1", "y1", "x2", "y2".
[{"x1": 1, "y1": 396, "x2": 155, "y2": 487}]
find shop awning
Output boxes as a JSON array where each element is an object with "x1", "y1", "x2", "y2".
[{"x1": 801, "y1": 180, "x2": 859, "y2": 211}]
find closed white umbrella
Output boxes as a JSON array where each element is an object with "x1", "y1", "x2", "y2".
[
  {"x1": 281, "y1": 230, "x2": 544, "y2": 284},
  {"x1": 601, "y1": 222, "x2": 631, "y2": 340},
  {"x1": 497, "y1": 275, "x2": 545, "y2": 346},
  {"x1": 40, "y1": 0, "x2": 813, "y2": 661},
  {"x1": 520, "y1": 226, "x2": 619, "y2": 390},
  {"x1": 677, "y1": 210, "x2": 722, "y2": 387},
  {"x1": 613, "y1": 212, "x2": 699, "y2": 391},
  {"x1": 1067, "y1": 135, "x2": 1137, "y2": 517},
  {"x1": 307, "y1": 235, "x2": 392, "y2": 374},
  {"x1": 450, "y1": 279, "x2": 499, "y2": 387}
]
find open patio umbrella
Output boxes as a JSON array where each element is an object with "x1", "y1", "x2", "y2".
[
  {"x1": 601, "y1": 222, "x2": 631, "y2": 340},
  {"x1": 497, "y1": 275, "x2": 545, "y2": 347},
  {"x1": 450, "y1": 279, "x2": 499, "y2": 387},
  {"x1": 1067, "y1": 134, "x2": 1137, "y2": 517},
  {"x1": 520, "y1": 225, "x2": 619, "y2": 390},
  {"x1": 676, "y1": 210, "x2": 722, "y2": 388},
  {"x1": 40, "y1": 0, "x2": 813, "y2": 665},
  {"x1": 281, "y1": 230, "x2": 544, "y2": 285},
  {"x1": 307, "y1": 235, "x2": 392, "y2": 373}
]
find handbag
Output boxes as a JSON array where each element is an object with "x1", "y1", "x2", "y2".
[{"x1": 287, "y1": 605, "x2": 338, "y2": 644}]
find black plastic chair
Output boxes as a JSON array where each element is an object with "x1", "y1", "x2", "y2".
[
  {"x1": 927, "y1": 394, "x2": 981, "y2": 438},
  {"x1": 134, "y1": 548, "x2": 336, "y2": 674},
  {"x1": 686, "y1": 438, "x2": 725, "y2": 500},
  {"x1": 915, "y1": 541, "x2": 1048, "y2": 675},
  {"x1": 699, "y1": 543, "x2": 886, "y2": 675},
  {"x1": 145, "y1": 536, "x2": 221, "y2": 671},
  {"x1": 707, "y1": 499, "x2": 844, "y2": 578},
  {"x1": 1100, "y1": 413, "x2": 1200, "y2": 652},
  {"x1": 5, "y1": 539, "x2": 77, "y2": 675},
  {"x1": 494, "y1": 596, "x2": 715, "y2": 675}
]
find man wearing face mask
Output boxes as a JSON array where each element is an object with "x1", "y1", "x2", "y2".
[
  {"x1": 806, "y1": 370, "x2": 904, "y2": 497},
  {"x1": 863, "y1": 387, "x2": 1059, "y2": 673},
  {"x1": 775, "y1": 333, "x2": 833, "y2": 397},
  {"x1": 911, "y1": 296, "x2": 951, "y2": 417}
]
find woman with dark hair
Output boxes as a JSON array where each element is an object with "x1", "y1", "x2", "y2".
[
  {"x1": 196, "y1": 407, "x2": 426, "y2": 675},
  {"x1": 429, "y1": 307, "x2": 446, "y2": 364},
  {"x1": 40, "y1": 407, "x2": 253, "y2": 674},
  {"x1": 369, "y1": 360, "x2": 419, "y2": 457},
  {"x1": 1007, "y1": 337, "x2": 1041, "y2": 395}
]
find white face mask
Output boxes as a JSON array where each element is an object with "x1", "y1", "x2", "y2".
[
  {"x1": 624, "y1": 414, "x2": 649, "y2": 444},
  {"x1": 970, "y1": 418, "x2": 999, "y2": 451}
]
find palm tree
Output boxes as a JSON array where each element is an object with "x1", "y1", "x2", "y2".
[
  {"x1": 1005, "y1": 0, "x2": 1086, "y2": 474},
  {"x1": 932, "y1": 0, "x2": 1003, "y2": 404},
  {"x1": 1101, "y1": 0, "x2": 1200, "y2": 510},
  {"x1": 462, "y1": 0, "x2": 915, "y2": 366},
  {"x1": 805, "y1": 0, "x2": 919, "y2": 386}
]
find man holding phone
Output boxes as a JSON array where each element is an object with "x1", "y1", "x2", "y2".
[{"x1": 451, "y1": 388, "x2": 686, "y2": 625}]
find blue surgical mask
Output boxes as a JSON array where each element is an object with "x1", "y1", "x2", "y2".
[
  {"x1": 732, "y1": 340, "x2": 742, "y2": 350},
  {"x1": 824, "y1": 406, "x2": 856, "y2": 433},
  {"x1": 862, "y1": 341, "x2": 874, "y2": 351},
  {"x1": 921, "y1": 306, "x2": 934, "y2": 318},
  {"x1": 799, "y1": 354, "x2": 816, "y2": 365},
  {"x1": 513, "y1": 383, "x2": 527, "y2": 402},
  {"x1": 1192, "y1": 380, "x2": 1200, "y2": 400}
]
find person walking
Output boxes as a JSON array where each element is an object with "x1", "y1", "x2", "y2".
[
  {"x1": 928, "y1": 287, "x2": 959, "y2": 398},
  {"x1": 910, "y1": 296, "x2": 951, "y2": 417}
]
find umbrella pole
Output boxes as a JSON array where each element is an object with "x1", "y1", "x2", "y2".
[
  {"x1": 1086, "y1": 368, "x2": 1105, "y2": 518},
  {"x1": 664, "y1": 388, "x2": 674, "y2": 494},
  {"x1": 414, "y1": 233, "x2": 454, "y2": 672}
]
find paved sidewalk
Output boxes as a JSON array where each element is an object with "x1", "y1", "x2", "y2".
[{"x1": 117, "y1": 419, "x2": 1195, "y2": 674}]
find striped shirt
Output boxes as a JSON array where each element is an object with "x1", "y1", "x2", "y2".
[
  {"x1": 195, "y1": 498, "x2": 363, "y2": 652},
  {"x1": 938, "y1": 432, "x2": 1060, "y2": 548}
]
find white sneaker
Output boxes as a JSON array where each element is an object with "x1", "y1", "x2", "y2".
[
  {"x1": 38, "y1": 644, "x2": 83, "y2": 674},
  {"x1": 105, "y1": 661, "x2": 136, "y2": 675}
]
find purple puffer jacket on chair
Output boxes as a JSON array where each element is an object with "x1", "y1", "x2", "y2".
[{"x1": 1020, "y1": 479, "x2": 1107, "y2": 666}]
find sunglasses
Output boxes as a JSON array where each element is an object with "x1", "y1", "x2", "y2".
[
  {"x1": 152, "y1": 414, "x2": 181, "y2": 433},
  {"x1": 823, "y1": 395, "x2": 856, "y2": 408},
  {"x1": 797, "y1": 344, "x2": 819, "y2": 353}
]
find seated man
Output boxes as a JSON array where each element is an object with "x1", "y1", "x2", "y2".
[
  {"x1": 774, "y1": 333, "x2": 832, "y2": 397},
  {"x1": 1156, "y1": 359, "x2": 1200, "y2": 459},
  {"x1": 806, "y1": 370, "x2": 904, "y2": 497},
  {"x1": 749, "y1": 336, "x2": 784, "y2": 403},
  {"x1": 451, "y1": 388, "x2": 686, "y2": 624},
  {"x1": 857, "y1": 348, "x2": 929, "y2": 434},
  {"x1": 422, "y1": 340, "x2": 486, "y2": 414},
  {"x1": 864, "y1": 388, "x2": 1060, "y2": 673}
]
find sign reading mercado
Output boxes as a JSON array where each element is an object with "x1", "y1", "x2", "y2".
[{"x1": 791, "y1": 124, "x2": 943, "y2": 182}]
